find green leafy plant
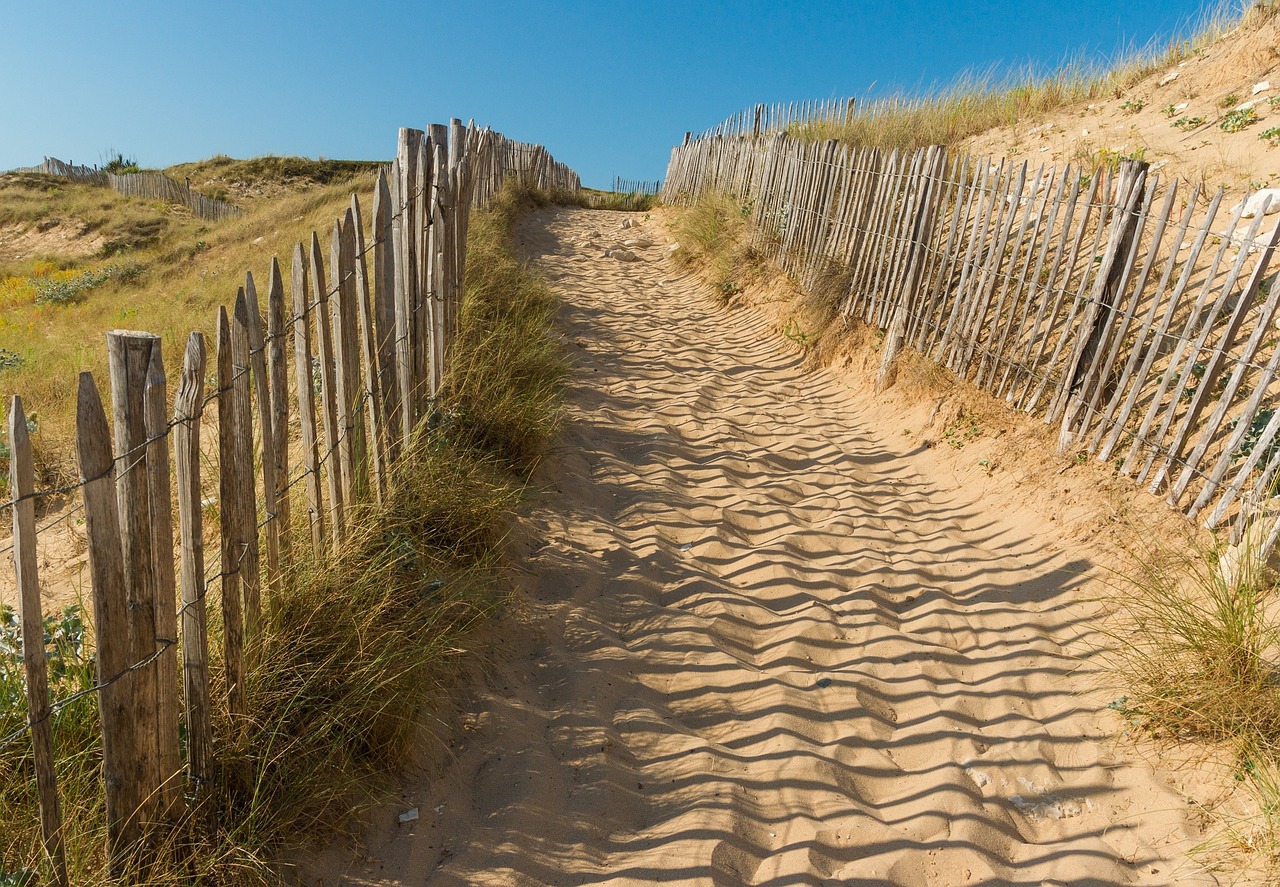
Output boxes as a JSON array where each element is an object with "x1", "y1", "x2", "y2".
[
  {"x1": 31, "y1": 263, "x2": 141, "y2": 306},
  {"x1": 1161, "y1": 103, "x2": 1180, "y2": 117},
  {"x1": 942, "y1": 414, "x2": 981, "y2": 449},
  {"x1": 1220, "y1": 94, "x2": 1241, "y2": 109},
  {"x1": 1260, "y1": 126, "x2": 1280, "y2": 147},
  {"x1": 1221, "y1": 107, "x2": 1260, "y2": 133},
  {"x1": 1172, "y1": 115, "x2": 1206, "y2": 131},
  {"x1": 782, "y1": 318, "x2": 812, "y2": 345},
  {"x1": 1120, "y1": 97, "x2": 1147, "y2": 113}
]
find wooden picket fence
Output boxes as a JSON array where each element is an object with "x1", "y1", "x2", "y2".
[
  {"x1": 4, "y1": 121, "x2": 579, "y2": 882},
  {"x1": 8, "y1": 157, "x2": 245, "y2": 222},
  {"x1": 665, "y1": 131, "x2": 1280, "y2": 551},
  {"x1": 612, "y1": 177, "x2": 662, "y2": 196}
]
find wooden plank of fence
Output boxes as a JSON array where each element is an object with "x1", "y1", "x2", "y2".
[
  {"x1": 215, "y1": 308, "x2": 246, "y2": 718},
  {"x1": 76, "y1": 370, "x2": 141, "y2": 870},
  {"x1": 310, "y1": 232, "x2": 345, "y2": 545},
  {"x1": 242, "y1": 275, "x2": 280, "y2": 595},
  {"x1": 231, "y1": 293, "x2": 262, "y2": 643},
  {"x1": 390, "y1": 157, "x2": 416, "y2": 441},
  {"x1": 373, "y1": 171, "x2": 401, "y2": 463},
  {"x1": 104, "y1": 330, "x2": 162, "y2": 829},
  {"x1": 291, "y1": 244, "x2": 325, "y2": 551},
  {"x1": 329, "y1": 220, "x2": 358, "y2": 507},
  {"x1": 172, "y1": 331, "x2": 212, "y2": 812},
  {"x1": 339, "y1": 211, "x2": 370, "y2": 500},
  {"x1": 10, "y1": 395, "x2": 69, "y2": 887},
  {"x1": 142, "y1": 342, "x2": 183, "y2": 822},
  {"x1": 350, "y1": 193, "x2": 388, "y2": 501},
  {"x1": 267, "y1": 260, "x2": 291, "y2": 565}
]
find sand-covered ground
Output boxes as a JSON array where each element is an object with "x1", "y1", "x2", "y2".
[{"x1": 312, "y1": 207, "x2": 1247, "y2": 886}]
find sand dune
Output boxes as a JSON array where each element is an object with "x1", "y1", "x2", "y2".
[{"x1": 330, "y1": 208, "x2": 1220, "y2": 886}]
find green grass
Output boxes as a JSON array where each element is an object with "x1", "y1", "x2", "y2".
[
  {"x1": 0, "y1": 179, "x2": 565, "y2": 884},
  {"x1": 1105, "y1": 532, "x2": 1280, "y2": 863},
  {"x1": 785, "y1": 1, "x2": 1248, "y2": 152}
]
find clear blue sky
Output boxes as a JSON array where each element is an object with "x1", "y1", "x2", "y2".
[{"x1": 0, "y1": 0, "x2": 1230, "y2": 190}]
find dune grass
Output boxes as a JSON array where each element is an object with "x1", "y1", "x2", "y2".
[
  {"x1": 0, "y1": 167, "x2": 379, "y2": 491},
  {"x1": 0, "y1": 179, "x2": 564, "y2": 885},
  {"x1": 788, "y1": 1, "x2": 1255, "y2": 152}
]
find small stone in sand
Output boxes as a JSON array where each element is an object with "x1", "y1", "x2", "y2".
[
  {"x1": 1253, "y1": 81, "x2": 1271, "y2": 95},
  {"x1": 398, "y1": 807, "x2": 419, "y2": 824}
]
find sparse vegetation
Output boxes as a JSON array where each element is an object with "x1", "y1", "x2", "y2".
[
  {"x1": 1120, "y1": 97, "x2": 1146, "y2": 114},
  {"x1": 1173, "y1": 115, "x2": 1207, "y2": 131},
  {"x1": 1222, "y1": 107, "x2": 1260, "y2": 133},
  {"x1": 1220, "y1": 93, "x2": 1241, "y2": 109},
  {"x1": 1261, "y1": 126, "x2": 1280, "y2": 147},
  {"x1": 783, "y1": 3, "x2": 1243, "y2": 151}
]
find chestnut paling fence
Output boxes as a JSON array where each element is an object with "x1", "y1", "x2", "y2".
[
  {"x1": 2, "y1": 121, "x2": 579, "y2": 882},
  {"x1": 8, "y1": 157, "x2": 246, "y2": 222},
  {"x1": 664, "y1": 127, "x2": 1280, "y2": 550}
]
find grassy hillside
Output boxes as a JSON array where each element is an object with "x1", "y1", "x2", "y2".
[
  {"x1": 789, "y1": 2, "x2": 1278, "y2": 188},
  {"x1": 0, "y1": 160, "x2": 381, "y2": 485}
]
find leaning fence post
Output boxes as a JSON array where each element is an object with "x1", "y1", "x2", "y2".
[
  {"x1": 10, "y1": 396, "x2": 70, "y2": 887},
  {"x1": 76, "y1": 371, "x2": 142, "y2": 873},
  {"x1": 215, "y1": 309, "x2": 246, "y2": 718}
]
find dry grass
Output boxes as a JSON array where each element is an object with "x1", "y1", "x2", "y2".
[
  {"x1": 0, "y1": 167, "x2": 379, "y2": 490},
  {"x1": 0, "y1": 179, "x2": 564, "y2": 884},
  {"x1": 788, "y1": 1, "x2": 1253, "y2": 152}
]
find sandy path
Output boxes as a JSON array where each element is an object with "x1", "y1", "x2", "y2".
[{"x1": 336, "y1": 208, "x2": 1216, "y2": 886}]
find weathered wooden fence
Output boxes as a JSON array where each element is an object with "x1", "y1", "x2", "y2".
[
  {"x1": 612, "y1": 177, "x2": 662, "y2": 196},
  {"x1": 2, "y1": 121, "x2": 579, "y2": 881},
  {"x1": 8, "y1": 157, "x2": 245, "y2": 222},
  {"x1": 665, "y1": 130, "x2": 1280, "y2": 551}
]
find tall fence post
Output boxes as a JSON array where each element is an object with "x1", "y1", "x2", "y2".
[
  {"x1": 104, "y1": 330, "x2": 162, "y2": 835},
  {"x1": 142, "y1": 342, "x2": 183, "y2": 823},
  {"x1": 173, "y1": 331, "x2": 213, "y2": 816},
  {"x1": 76, "y1": 371, "x2": 141, "y2": 873}
]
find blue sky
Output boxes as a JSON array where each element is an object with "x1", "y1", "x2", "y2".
[{"x1": 0, "y1": 0, "x2": 1229, "y2": 190}]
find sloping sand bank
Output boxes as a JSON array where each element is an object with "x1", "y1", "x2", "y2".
[{"x1": 328, "y1": 208, "x2": 1222, "y2": 886}]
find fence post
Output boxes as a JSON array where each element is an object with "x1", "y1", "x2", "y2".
[
  {"x1": 310, "y1": 233, "x2": 345, "y2": 546},
  {"x1": 76, "y1": 371, "x2": 142, "y2": 873},
  {"x1": 267, "y1": 259, "x2": 291, "y2": 565},
  {"x1": 373, "y1": 170, "x2": 401, "y2": 464},
  {"x1": 104, "y1": 330, "x2": 162, "y2": 831},
  {"x1": 1056, "y1": 159, "x2": 1149, "y2": 451},
  {"x1": 10, "y1": 396, "x2": 70, "y2": 887},
  {"x1": 350, "y1": 194, "x2": 388, "y2": 501},
  {"x1": 231, "y1": 292, "x2": 261, "y2": 645},
  {"x1": 242, "y1": 274, "x2": 281, "y2": 593},
  {"x1": 215, "y1": 308, "x2": 246, "y2": 718},
  {"x1": 142, "y1": 343, "x2": 183, "y2": 822},
  {"x1": 172, "y1": 331, "x2": 213, "y2": 815},
  {"x1": 291, "y1": 245, "x2": 325, "y2": 551}
]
